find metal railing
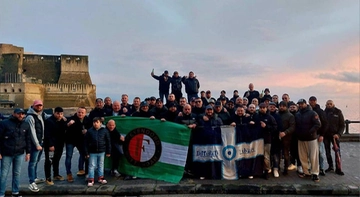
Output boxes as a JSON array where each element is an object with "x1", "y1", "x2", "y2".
[{"x1": 344, "y1": 119, "x2": 360, "y2": 134}]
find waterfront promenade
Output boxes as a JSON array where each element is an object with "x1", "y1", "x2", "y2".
[{"x1": 3, "y1": 139, "x2": 360, "y2": 196}]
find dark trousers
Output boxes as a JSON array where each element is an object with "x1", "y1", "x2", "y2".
[
  {"x1": 290, "y1": 134, "x2": 301, "y2": 166},
  {"x1": 111, "y1": 144, "x2": 123, "y2": 171},
  {"x1": 44, "y1": 143, "x2": 64, "y2": 179},
  {"x1": 324, "y1": 137, "x2": 341, "y2": 170},
  {"x1": 172, "y1": 90, "x2": 183, "y2": 103},
  {"x1": 281, "y1": 135, "x2": 292, "y2": 171}
]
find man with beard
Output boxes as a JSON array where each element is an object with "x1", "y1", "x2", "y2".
[
  {"x1": 214, "y1": 101, "x2": 231, "y2": 125},
  {"x1": 182, "y1": 71, "x2": 200, "y2": 102},
  {"x1": 295, "y1": 99, "x2": 321, "y2": 182},
  {"x1": 278, "y1": 101, "x2": 295, "y2": 175},
  {"x1": 106, "y1": 120, "x2": 124, "y2": 177},
  {"x1": 121, "y1": 94, "x2": 132, "y2": 113},
  {"x1": 132, "y1": 101, "x2": 152, "y2": 118},
  {"x1": 288, "y1": 101, "x2": 303, "y2": 173},
  {"x1": 148, "y1": 96, "x2": 156, "y2": 110},
  {"x1": 103, "y1": 97, "x2": 113, "y2": 115},
  {"x1": 258, "y1": 103, "x2": 277, "y2": 180},
  {"x1": 165, "y1": 94, "x2": 178, "y2": 108},
  {"x1": 89, "y1": 98, "x2": 107, "y2": 122},
  {"x1": 225, "y1": 100, "x2": 235, "y2": 116},
  {"x1": 243, "y1": 83, "x2": 260, "y2": 106},
  {"x1": 65, "y1": 107, "x2": 92, "y2": 182},
  {"x1": 192, "y1": 97, "x2": 205, "y2": 116},
  {"x1": 178, "y1": 97, "x2": 187, "y2": 112},
  {"x1": 170, "y1": 71, "x2": 183, "y2": 103},
  {"x1": 324, "y1": 100, "x2": 345, "y2": 176},
  {"x1": 129, "y1": 97, "x2": 141, "y2": 115},
  {"x1": 149, "y1": 98, "x2": 168, "y2": 120},
  {"x1": 151, "y1": 70, "x2": 171, "y2": 103},
  {"x1": 309, "y1": 96, "x2": 328, "y2": 176}
]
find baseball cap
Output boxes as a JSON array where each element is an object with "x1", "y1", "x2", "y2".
[
  {"x1": 264, "y1": 88, "x2": 270, "y2": 93},
  {"x1": 309, "y1": 96, "x2": 317, "y2": 101},
  {"x1": 215, "y1": 101, "x2": 222, "y2": 107},
  {"x1": 150, "y1": 96, "x2": 156, "y2": 100},
  {"x1": 209, "y1": 99, "x2": 216, "y2": 104},
  {"x1": 164, "y1": 70, "x2": 169, "y2": 74},
  {"x1": 140, "y1": 101, "x2": 149, "y2": 107},
  {"x1": 233, "y1": 90, "x2": 238, "y2": 93},
  {"x1": 269, "y1": 102, "x2": 276, "y2": 106},
  {"x1": 259, "y1": 103, "x2": 267, "y2": 108},
  {"x1": 297, "y1": 99, "x2": 307, "y2": 104},
  {"x1": 95, "y1": 98, "x2": 103, "y2": 102},
  {"x1": 167, "y1": 102, "x2": 177, "y2": 108},
  {"x1": 14, "y1": 108, "x2": 25, "y2": 114},
  {"x1": 279, "y1": 101, "x2": 288, "y2": 106},
  {"x1": 33, "y1": 100, "x2": 43, "y2": 106},
  {"x1": 288, "y1": 101, "x2": 296, "y2": 106},
  {"x1": 156, "y1": 98, "x2": 163, "y2": 103},
  {"x1": 205, "y1": 105, "x2": 213, "y2": 110}
]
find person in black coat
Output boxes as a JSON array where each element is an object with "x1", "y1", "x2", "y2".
[
  {"x1": 43, "y1": 107, "x2": 67, "y2": 184},
  {"x1": 106, "y1": 120, "x2": 124, "y2": 177},
  {"x1": 151, "y1": 70, "x2": 171, "y2": 103}
]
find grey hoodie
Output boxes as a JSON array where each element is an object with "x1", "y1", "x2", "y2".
[{"x1": 25, "y1": 107, "x2": 48, "y2": 148}]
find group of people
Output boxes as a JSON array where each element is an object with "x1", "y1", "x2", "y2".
[{"x1": 0, "y1": 77, "x2": 346, "y2": 197}]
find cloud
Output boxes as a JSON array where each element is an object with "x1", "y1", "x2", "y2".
[{"x1": 317, "y1": 72, "x2": 360, "y2": 83}]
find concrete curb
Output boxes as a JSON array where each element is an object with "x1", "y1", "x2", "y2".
[{"x1": 13, "y1": 183, "x2": 359, "y2": 196}]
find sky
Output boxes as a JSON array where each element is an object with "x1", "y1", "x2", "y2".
[{"x1": 0, "y1": 0, "x2": 359, "y2": 123}]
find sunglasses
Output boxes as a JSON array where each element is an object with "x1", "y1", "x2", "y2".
[{"x1": 195, "y1": 101, "x2": 201, "y2": 103}]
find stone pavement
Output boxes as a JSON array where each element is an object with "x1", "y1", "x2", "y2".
[{"x1": 6, "y1": 141, "x2": 360, "y2": 196}]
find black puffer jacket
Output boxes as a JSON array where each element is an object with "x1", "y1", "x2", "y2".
[
  {"x1": 325, "y1": 107, "x2": 345, "y2": 137},
  {"x1": 175, "y1": 113, "x2": 198, "y2": 125},
  {"x1": 311, "y1": 104, "x2": 328, "y2": 137},
  {"x1": 295, "y1": 105, "x2": 321, "y2": 141},
  {"x1": 66, "y1": 114, "x2": 92, "y2": 145},
  {"x1": 258, "y1": 112, "x2": 277, "y2": 144},
  {"x1": 84, "y1": 127, "x2": 111, "y2": 155},
  {"x1": 182, "y1": 77, "x2": 200, "y2": 94},
  {"x1": 0, "y1": 116, "x2": 31, "y2": 156}
]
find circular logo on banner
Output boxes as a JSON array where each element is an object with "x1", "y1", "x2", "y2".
[
  {"x1": 123, "y1": 127, "x2": 162, "y2": 167},
  {"x1": 222, "y1": 145, "x2": 236, "y2": 161}
]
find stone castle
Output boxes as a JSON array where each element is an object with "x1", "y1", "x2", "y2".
[{"x1": 0, "y1": 43, "x2": 96, "y2": 109}]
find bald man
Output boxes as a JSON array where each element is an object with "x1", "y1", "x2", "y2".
[{"x1": 106, "y1": 120, "x2": 124, "y2": 177}]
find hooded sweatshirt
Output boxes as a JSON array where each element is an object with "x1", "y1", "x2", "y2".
[{"x1": 25, "y1": 107, "x2": 46, "y2": 148}]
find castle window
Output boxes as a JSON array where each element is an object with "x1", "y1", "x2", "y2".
[
  {"x1": 4, "y1": 89, "x2": 7, "y2": 92},
  {"x1": 12, "y1": 89, "x2": 15, "y2": 92},
  {"x1": 18, "y1": 88, "x2": 22, "y2": 92}
]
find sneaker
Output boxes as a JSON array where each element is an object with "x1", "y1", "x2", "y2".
[
  {"x1": 53, "y1": 175, "x2": 65, "y2": 181},
  {"x1": 77, "y1": 170, "x2": 86, "y2": 176},
  {"x1": 111, "y1": 170, "x2": 121, "y2": 177},
  {"x1": 248, "y1": 176, "x2": 253, "y2": 179},
  {"x1": 98, "y1": 177, "x2": 107, "y2": 184},
  {"x1": 319, "y1": 169, "x2": 325, "y2": 176},
  {"x1": 87, "y1": 180, "x2": 94, "y2": 187},
  {"x1": 28, "y1": 182, "x2": 39, "y2": 192},
  {"x1": 268, "y1": 169, "x2": 272, "y2": 174},
  {"x1": 200, "y1": 177, "x2": 205, "y2": 180},
  {"x1": 273, "y1": 168, "x2": 279, "y2": 178},
  {"x1": 287, "y1": 164, "x2": 297, "y2": 171},
  {"x1": 297, "y1": 166, "x2": 304, "y2": 174},
  {"x1": 335, "y1": 169, "x2": 345, "y2": 176},
  {"x1": 11, "y1": 194, "x2": 22, "y2": 197},
  {"x1": 325, "y1": 167, "x2": 334, "y2": 173},
  {"x1": 67, "y1": 174, "x2": 74, "y2": 183},
  {"x1": 46, "y1": 179, "x2": 54, "y2": 186},
  {"x1": 34, "y1": 178, "x2": 45, "y2": 184},
  {"x1": 312, "y1": 174, "x2": 320, "y2": 182}
]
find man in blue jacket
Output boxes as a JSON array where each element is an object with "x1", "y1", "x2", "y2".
[
  {"x1": 151, "y1": 70, "x2": 171, "y2": 103},
  {"x1": 0, "y1": 108, "x2": 31, "y2": 197},
  {"x1": 182, "y1": 71, "x2": 200, "y2": 102}
]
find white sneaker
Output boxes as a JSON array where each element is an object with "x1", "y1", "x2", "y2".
[
  {"x1": 28, "y1": 182, "x2": 39, "y2": 192},
  {"x1": 287, "y1": 164, "x2": 297, "y2": 171},
  {"x1": 268, "y1": 169, "x2": 272, "y2": 174},
  {"x1": 87, "y1": 181, "x2": 94, "y2": 187},
  {"x1": 248, "y1": 176, "x2": 253, "y2": 179},
  {"x1": 273, "y1": 168, "x2": 279, "y2": 178},
  {"x1": 112, "y1": 170, "x2": 121, "y2": 177},
  {"x1": 34, "y1": 178, "x2": 45, "y2": 184},
  {"x1": 200, "y1": 177, "x2": 205, "y2": 180},
  {"x1": 298, "y1": 166, "x2": 304, "y2": 174}
]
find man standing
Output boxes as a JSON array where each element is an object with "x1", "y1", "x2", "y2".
[
  {"x1": 324, "y1": 100, "x2": 345, "y2": 175},
  {"x1": 295, "y1": 99, "x2": 321, "y2": 182},
  {"x1": 170, "y1": 71, "x2": 183, "y2": 103},
  {"x1": 182, "y1": 71, "x2": 200, "y2": 102},
  {"x1": 151, "y1": 70, "x2": 171, "y2": 103},
  {"x1": 243, "y1": 83, "x2": 260, "y2": 106},
  {"x1": 0, "y1": 108, "x2": 31, "y2": 197},
  {"x1": 43, "y1": 107, "x2": 67, "y2": 185},
  {"x1": 309, "y1": 96, "x2": 328, "y2": 176},
  {"x1": 26, "y1": 100, "x2": 47, "y2": 192}
]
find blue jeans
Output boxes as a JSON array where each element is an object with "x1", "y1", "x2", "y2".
[
  {"x1": 318, "y1": 141, "x2": 326, "y2": 170},
  {"x1": 88, "y1": 152, "x2": 105, "y2": 179},
  {"x1": 65, "y1": 143, "x2": 87, "y2": 175},
  {"x1": 0, "y1": 154, "x2": 23, "y2": 196},
  {"x1": 28, "y1": 145, "x2": 43, "y2": 184}
]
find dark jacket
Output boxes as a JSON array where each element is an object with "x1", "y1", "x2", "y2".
[
  {"x1": 84, "y1": 127, "x2": 111, "y2": 155},
  {"x1": 325, "y1": 107, "x2": 345, "y2": 137},
  {"x1": 149, "y1": 106, "x2": 168, "y2": 120},
  {"x1": 109, "y1": 128, "x2": 123, "y2": 154},
  {"x1": 161, "y1": 110, "x2": 179, "y2": 122},
  {"x1": 65, "y1": 114, "x2": 92, "y2": 145},
  {"x1": 25, "y1": 107, "x2": 46, "y2": 148},
  {"x1": 311, "y1": 104, "x2": 328, "y2": 137},
  {"x1": 182, "y1": 77, "x2": 200, "y2": 94},
  {"x1": 215, "y1": 109, "x2": 232, "y2": 125},
  {"x1": 175, "y1": 113, "x2": 198, "y2": 125},
  {"x1": 260, "y1": 94, "x2": 272, "y2": 103},
  {"x1": 295, "y1": 105, "x2": 321, "y2": 141},
  {"x1": 44, "y1": 115, "x2": 67, "y2": 148},
  {"x1": 258, "y1": 112, "x2": 277, "y2": 144},
  {"x1": 170, "y1": 76, "x2": 182, "y2": 92},
  {"x1": 278, "y1": 109, "x2": 295, "y2": 136},
  {"x1": 152, "y1": 74, "x2": 171, "y2": 93},
  {"x1": 132, "y1": 110, "x2": 151, "y2": 118},
  {"x1": 0, "y1": 116, "x2": 31, "y2": 156},
  {"x1": 198, "y1": 114, "x2": 223, "y2": 129},
  {"x1": 88, "y1": 107, "x2": 107, "y2": 121},
  {"x1": 103, "y1": 105, "x2": 113, "y2": 116},
  {"x1": 243, "y1": 90, "x2": 260, "y2": 106},
  {"x1": 192, "y1": 106, "x2": 205, "y2": 116}
]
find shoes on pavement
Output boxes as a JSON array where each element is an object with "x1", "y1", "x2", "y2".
[
  {"x1": 11, "y1": 193, "x2": 22, "y2": 197},
  {"x1": 273, "y1": 168, "x2": 279, "y2": 178},
  {"x1": 298, "y1": 172, "x2": 311, "y2": 178},
  {"x1": 67, "y1": 174, "x2": 74, "y2": 183},
  {"x1": 200, "y1": 177, "x2": 205, "y2": 180},
  {"x1": 46, "y1": 179, "x2": 54, "y2": 186},
  {"x1": 325, "y1": 167, "x2": 334, "y2": 173},
  {"x1": 53, "y1": 175, "x2": 65, "y2": 181},
  {"x1": 87, "y1": 180, "x2": 94, "y2": 187},
  {"x1": 34, "y1": 178, "x2": 45, "y2": 184},
  {"x1": 98, "y1": 176, "x2": 107, "y2": 184},
  {"x1": 111, "y1": 169, "x2": 121, "y2": 177},
  {"x1": 312, "y1": 174, "x2": 320, "y2": 182},
  {"x1": 248, "y1": 176, "x2": 253, "y2": 179},
  {"x1": 287, "y1": 164, "x2": 297, "y2": 171},
  {"x1": 335, "y1": 169, "x2": 345, "y2": 176},
  {"x1": 28, "y1": 182, "x2": 39, "y2": 192},
  {"x1": 77, "y1": 170, "x2": 86, "y2": 176},
  {"x1": 297, "y1": 166, "x2": 304, "y2": 174},
  {"x1": 319, "y1": 169, "x2": 325, "y2": 176}
]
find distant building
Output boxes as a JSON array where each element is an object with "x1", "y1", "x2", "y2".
[{"x1": 0, "y1": 43, "x2": 96, "y2": 109}]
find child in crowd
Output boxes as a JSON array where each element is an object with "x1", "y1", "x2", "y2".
[{"x1": 84, "y1": 117, "x2": 111, "y2": 186}]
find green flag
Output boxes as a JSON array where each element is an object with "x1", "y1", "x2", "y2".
[{"x1": 104, "y1": 116, "x2": 191, "y2": 183}]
